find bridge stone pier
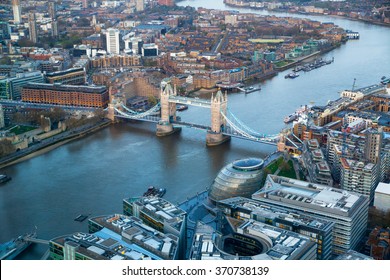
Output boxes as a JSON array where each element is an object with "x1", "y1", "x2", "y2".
[
  {"x1": 156, "y1": 83, "x2": 181, "y2": 136},
  {"x1": 206, "y1": 90, "x2": 231, "y2": 146}
]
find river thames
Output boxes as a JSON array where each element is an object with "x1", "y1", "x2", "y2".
[{"x1": 1, "y1": 0, "x2": 389, "y2": 259}]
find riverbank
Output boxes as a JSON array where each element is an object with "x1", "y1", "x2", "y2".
[
  {"x1": 0, "y1": 119, "x2": 112, "y2": 169},
  {"x1": 222, "y1": 2, "x2": 390, "y2": 29},
  {"x1": 274, "y1": 43, "x2": 339, "y2": 72}
]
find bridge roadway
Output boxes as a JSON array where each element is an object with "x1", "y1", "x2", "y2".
[
  {"x1": 0, "y1": 100, "x2": 97, "y2": 112},
  {"x1": 24, "y1": 236, "x2": 50, "y2": 245},
  {"x1": 168, "y1": 96, "x2": 211, "y2": 108}
]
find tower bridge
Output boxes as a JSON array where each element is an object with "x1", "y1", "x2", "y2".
[{"x1": 109, "y1": 84, "x2": 284, "y2": 146}]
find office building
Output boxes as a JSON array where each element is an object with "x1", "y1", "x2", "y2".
[
  {"x1": 12, "y1": 0, "x2": 21, "y2": 24},
  {"x1": 88, "y1": 214, "x2": 179, "y2": 260},
  {"x1": 374, "y1": 182, "x2": 390, "y2": 211},
  {"x1": 50, "y1": 214, "x2": 178, "y2": 260},
  {"x1": 136, "y1": 0, "x2": 144, "y2": 12},
  {"x1": 28, "y1": 13, "x2": 38, "y2": 43},
  {"x1": 106, "y1": 28, "x2": 120, "y2": 55},
  {"x1": 48, "y1": 1, "x2": 56, "y2": 20},
  {"x1": 52, "y1": 19, "x2": 58, "y2": 37},
  {"x1": 0, "y1": 22, "x2": 11, "y2": 40},
  {"x1": 123, "y1": 196, "x2": 186, "y2": 258},
  {"x1": 45, "y1": 68, "x2": 86, "y2": 85},
  {"x1": 217, "y1": 197, "x2": 334, "y2": 259},
  {"x1": 252, "y1": 175, "x2": 369, "y2": 256},
  {"x1": 21, "y1": 83, "x2": 109, "y2": 108},
  {"x1": 189, "y1": 219, "x2": 317, "y2": 260},
  {"x1": 335, "y1": 250, "x2": 373, "y2": 260},
  {"x1": 0, "y1": 71, "x2": 44, "y2": 100},
  {"x1": 142, "y1": 43, "x2": 159, "y2": 57}
]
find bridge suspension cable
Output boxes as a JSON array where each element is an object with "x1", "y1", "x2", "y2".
[
  {"x1": 220, "y1": 111, "x2": 279, "y2": 143},
  {"x1": 114, "y1": 102, "x2": 161, "y2": 119}
]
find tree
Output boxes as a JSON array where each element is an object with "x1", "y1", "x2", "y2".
[
  {"x1": 0, "y1": 56, "x2": 12, "y2": 65},
  {"x1": 94, "y1": 108, "x2": 106, "y2": 119}
]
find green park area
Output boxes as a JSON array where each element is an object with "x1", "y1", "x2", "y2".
[
  {"x1": 9, "y1": 125, "x2": 37, "y2": 135},
  {"x1": 249, "y1": 38, "x2": 285, "y2": 44},
  {"x1": 261, "y1": 156, "x2": 297, "y2": 186},
  {"x1": 274, "y1": 59, "x2": 295, "y2": 68}
]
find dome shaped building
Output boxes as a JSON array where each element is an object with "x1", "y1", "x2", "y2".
[{"x1": 208, "y1": 158, "x2": 265, "y2": 203}]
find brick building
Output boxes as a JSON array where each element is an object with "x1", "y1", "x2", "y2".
[{"x1": 22, "y1": 83, "x2": 109, "y2": 108}]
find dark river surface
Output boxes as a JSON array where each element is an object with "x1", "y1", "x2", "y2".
[{"x1": 1, "y1": 0, "x2": 389, "y2": 259}]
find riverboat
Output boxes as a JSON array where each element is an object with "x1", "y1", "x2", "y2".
[
  {"x1": 74, "y1": 214, "x2": 89, "y2": 222},
  {"x1": 176, "y1": 104, "x2": 188, "y2": 111},
  {"x1": 143, "y1": 186, "x2": 166, "y2": 198},
  {"x1": 0, "y1": 231, "x2": 36, "y2": 260},
  {"x1": 284, "y1": 113, "x2": 298, "y2": 123},
  {"x1": 0, "y1": 174, "x2": 11, "y2": 184},
  {"x1": 285, "y1": 72, "x2": 299, "y2": 79}
]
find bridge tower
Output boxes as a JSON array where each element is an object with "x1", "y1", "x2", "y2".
[
  {"x1": 156, "y1": 83, "x2": 180, "y2": 136},
  {"x1": 206, "y1": 89, "x2": 231, "y2": 146},
  {"x1": 107, "y1": 103, "x2": 115, "y2": 122}
]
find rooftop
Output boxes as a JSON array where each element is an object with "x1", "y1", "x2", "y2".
[
  {"x1": 45, "y1": 67, "x2": 85, "y2": 77},
  {"x1": 218, "y1": 196, "x2": 333, "y2": 232},
  {"x1": 375, "y1": 182, "x2": 390, "y2": 195},
  {"x1": 237, "y1": 219, "x2": 316, "y2": 260},
  {"x1": 89, "y1": 214, "x2": 178, "y2": 259},
  {"x1": 23, "y1": 82, "x2": 107, "y2": 94},
  {"x1": 335, "y1": 250, "x2": 373, "y2": 260},
  {"x1": 50, "y1": 227, "x2": 161, "y2": 260},
  {"x1": 125, "y1": 196, "x2": 186, "y2": 232},
  {"x1": 253, "y1": 175, "x2": 366, "y2": 217}
]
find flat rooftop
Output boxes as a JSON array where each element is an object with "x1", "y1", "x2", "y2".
[
  {"x1": 89, "y1": 214, "x2": 178, "y2": 259},
  {"x1": 218, "y1": 197, "x2": 333, "y2": 232},
  {"x1": 253, "y1": 175, "x2": 366, "y2": 217},
  {"x1": 126, "y1": 197, "x2": 186, "y2": 232},
  {"x1": 50, "y1": 227, "x2": 160, "y2": 260},
  {"x1": 24, "y1": 82, "x2": 107, "y2": 94},
  {"x1": 238, "y1": 220, "x2": 316, "y2": 260},
  {"x1": 375, "y1": 182, "x2": 390, "y2": 195}
]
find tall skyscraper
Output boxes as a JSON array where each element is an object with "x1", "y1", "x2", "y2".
[
  {"x1": 136, "y1": 0, "x2": 144, "y2": 12},
  {"x1": 49, "y1": 1, "x2": 57, "y2": 20},
  {"x1": 106, "y1": 28, "x2": 120, "y2": 54},
  {"x1": 52, "y1": 20, "x2": 58, "y2": 37},
  {"x1": 28, "y1": 12, "x2": 38, "y2": 43},
  {"x1": 82, "y1": 0, "x2": 88, "y2": 9},
  {"x1": 12, "y1": 0, "x2": 22, "y2": 24}
]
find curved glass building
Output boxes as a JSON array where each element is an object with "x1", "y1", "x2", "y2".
[{"x1": 208, "y1": 158, "x2": 265, "y2": 203}]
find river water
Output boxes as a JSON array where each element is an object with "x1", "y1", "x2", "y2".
[{"x1": 1, "y1": 0, "x2": 389, "y2": 259}]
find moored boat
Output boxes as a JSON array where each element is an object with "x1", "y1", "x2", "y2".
[
  {"x1": 143, "y1": 186, "x2": 166, "y2": 198},
  {"x1": 176, "y1": 104, "x2": 188, "y2": 111},
  {"x1": 284, "y1": 113, "x2": 298, "y2": 123},
  {"x1": 0, "y1": 174, "x2": 11, "y2": 184},
  {"x1": 285, "y1": 72, "x2": 299, "y2": 79},
  {"x1": 0, "y1": 231, "x2": 36, "y2": 260}
]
